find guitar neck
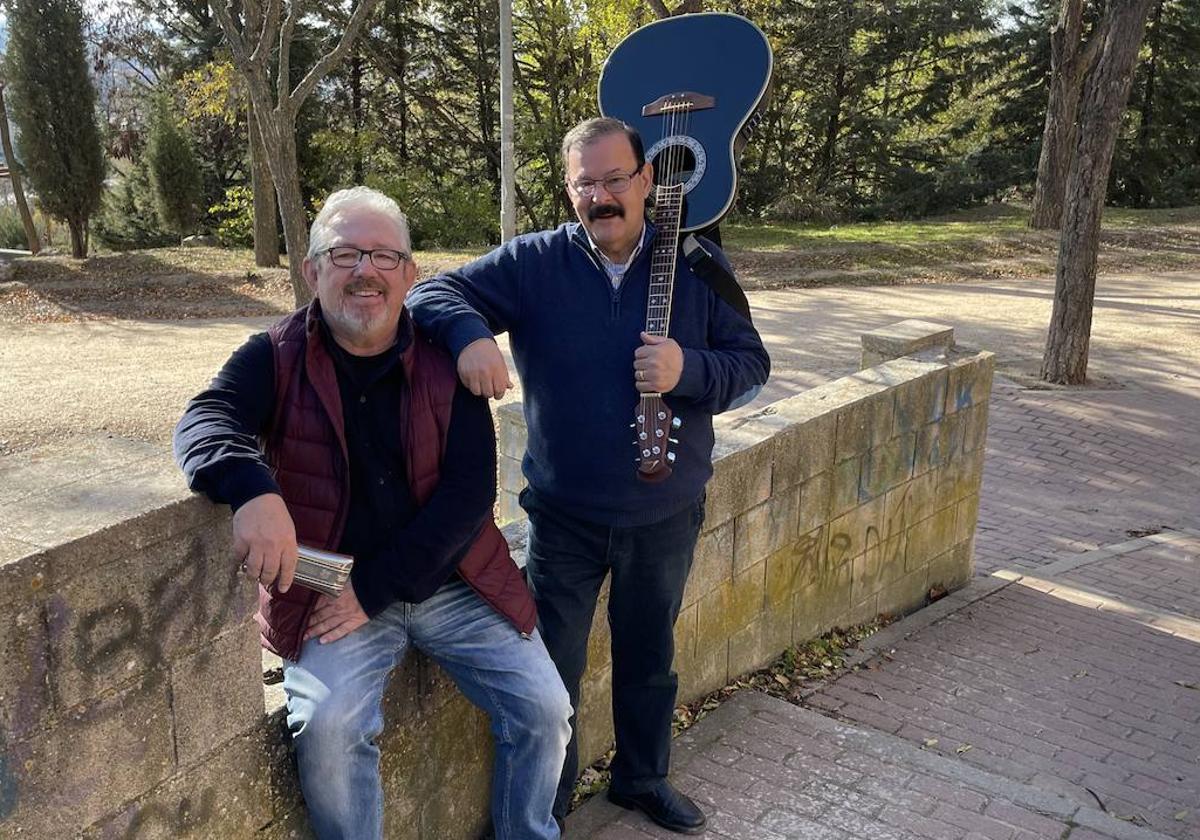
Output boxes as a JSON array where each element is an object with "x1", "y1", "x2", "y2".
[{"x1": 646, "y1": 183, "x2": 684, "y2": 338}]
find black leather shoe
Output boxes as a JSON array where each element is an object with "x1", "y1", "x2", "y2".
[{"x1": 607, "y1": 781, "x2": 707, "y2": 834}]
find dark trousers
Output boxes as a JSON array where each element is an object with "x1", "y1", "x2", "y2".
[{"x1": 521, "y1": 488, "x2": 705, "y2": 818}]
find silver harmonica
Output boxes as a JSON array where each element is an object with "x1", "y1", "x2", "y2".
[{"x1": 294, "y1": 545, "x2": 355, "y2": 598}]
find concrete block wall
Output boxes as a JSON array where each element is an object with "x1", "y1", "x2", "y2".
[
  {"x1": 0, "y1": 324, "x2": 993, "y2": 838},
  {"x1": 0, "y1": 440, "x2": 270, "y2": 839},
  {"x1": 499, "y1": 329, "x2": 994, "y2": 771},
  {"x1": 0, "y1": 440, "x2": 498, "y2": 840}
]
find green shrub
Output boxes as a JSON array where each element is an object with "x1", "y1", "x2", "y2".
[
  {"x1": 146, "y1": 93, "x2": 204, "y2": 237},
  {"x1": 0, "y1": 209, "x2": 31, "y2": 250},
  {"x1": 93, "y1": 158, "x2": 177, "y2": 250},
  {"x1": 209, "y1": 185, "x2": 255, "y2": 248}
]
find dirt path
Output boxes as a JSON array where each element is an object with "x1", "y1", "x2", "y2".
[{"x1": 2, "y1": 268, "x2": 1197, "y2": 457}]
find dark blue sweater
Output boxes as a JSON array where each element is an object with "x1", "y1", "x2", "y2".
[{"x1": 406, "y1": 222, "x2": 770, "y2": 527}]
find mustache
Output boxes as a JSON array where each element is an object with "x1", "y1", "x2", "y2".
[
  {"x1": 345, "y1": 279, "x2": 387, "y2": 295},
  {"x1": 588, "y1": 203, "x2": 624, "y2": 221}
]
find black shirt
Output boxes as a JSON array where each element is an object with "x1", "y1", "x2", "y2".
[{"x1": 173, "y1": 319, "x2": 497, "y2": 616}]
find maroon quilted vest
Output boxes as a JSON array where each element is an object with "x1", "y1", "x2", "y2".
[{"x1": 257, "y1": 301, "x2": 535, "y2": 660}]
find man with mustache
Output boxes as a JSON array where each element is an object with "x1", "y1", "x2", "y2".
[
  {"x1": 408, "y1": 118, "x2": 770, "y2": 835},
  {"x1": 174, "y1": 187, "x2": 571, "y2": 840}
]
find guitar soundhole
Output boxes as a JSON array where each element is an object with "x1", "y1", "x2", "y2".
[
  {"x1": 653, "y1": 145, "x2": 697, "y2": 187},
  {"x1": 646, "y1": 134, "x2": 707, "y2": 194}
]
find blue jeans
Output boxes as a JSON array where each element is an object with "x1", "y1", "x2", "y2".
[
  {"x1": 521, "y1": 489, "x2": 704, "y2": 818},
  {"x1": 282, "y1": 578, "x2": 571, "y2": 840}
]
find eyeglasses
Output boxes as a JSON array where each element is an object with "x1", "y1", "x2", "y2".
[
  {"x1": 324, "y1": 246, "x2": 410, "y2": 271},
  {"x1": 568, "y1": 166, "x2": 643, "y2": 198}
]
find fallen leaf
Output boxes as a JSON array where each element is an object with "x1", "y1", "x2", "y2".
[
  {"x1": 1071, "y1": 669, "x2": 1088, "y2": 680},
  {"x1": 1175, "y1": 810, "x2": 1189, "y2": 821},
  {"x1": 774, "y1": 674, "x2": 790, "y2": 687},
  {"x1": 1174, "y1": 681, "x2": 1199, "y2": 690},
  {"x1": 955, "y1": 743, "x2": 973, "y2": 754},
  {"x1": 922, "y1": 738, "x2": 939, "y2": 748}
]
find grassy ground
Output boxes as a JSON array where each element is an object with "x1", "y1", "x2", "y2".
[
  {"x1": 721, "y1": 203, "x2": 1200, "y2": 287},
  {"x1": 3, "y1": 202, "x2": 1199, "y2": 322}
]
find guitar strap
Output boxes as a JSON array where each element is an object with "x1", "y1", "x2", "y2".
[{"x1": 681, "y1": 233, "x2": 754, "y2": 325}]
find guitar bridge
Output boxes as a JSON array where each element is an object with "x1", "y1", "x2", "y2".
[{"x1": 642, "y1": 92, "x2": 716, "y2": 116}]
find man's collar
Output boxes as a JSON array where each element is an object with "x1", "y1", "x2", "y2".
[{"x1": 579, "y1": 220, "x2": 651, "y2": 270}]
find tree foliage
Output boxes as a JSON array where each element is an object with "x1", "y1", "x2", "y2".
[
  {"x1": 82, "y1": 0, "x2": 1200, "y2": 249},
  {"x1": 5, "y1": 0, "x2": 106, "y2": 257},
  {"x1": 146, "y1": 94, "x2": 204, "y2": 236}
]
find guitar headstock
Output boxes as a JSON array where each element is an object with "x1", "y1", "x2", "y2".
[{"x1": 633, "y1": 395, "x2": 681, "y2": 482}]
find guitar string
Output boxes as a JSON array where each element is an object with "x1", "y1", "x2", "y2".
[{"x1": 640, "y1": 97, "x2": 692, "y2": 464}]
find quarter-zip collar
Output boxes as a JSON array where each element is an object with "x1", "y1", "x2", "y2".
[{"x1": 569, "y1": 220, "x2": 656, "y2": 277}]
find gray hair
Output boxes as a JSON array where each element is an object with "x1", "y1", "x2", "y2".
[
  {"x1": 560, "y1": 117, "x2": 645, "y2": 171},
  {"x1": 307, "y1": 186, "x2": 412, "y2": 259}
]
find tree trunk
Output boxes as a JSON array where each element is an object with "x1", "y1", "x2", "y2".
[
  {"x1": 260, "y1": 117, "x2": 311, "y2": 305},
  {"x1": 66, "y1": 217, "x2": 85, "y2": 258},
  {"x1": 1130, "y1": 0, "x2": 1165, "y2": 206},
  {"x1": 0, "y1": 85, "x2": 39, "y2": 254},
  {"x1": 1030, "y1": 0, "x2": 1092, "y2": 229},
  {"x1": 247, "y1": 102, "x2": 279, "y2": 266},
  {"x1": 351, "y1": 50, "x2": 364, "y2": 184},
  {"x1": 1041, "y1": 0, "x2": 1156, "y2": 384},
  {"x1": 211, "y1": 0, "x2": 381, "y2": 307}
]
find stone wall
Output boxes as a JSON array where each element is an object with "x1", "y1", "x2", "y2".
[
  {"x1": 0, "y1": 325, "x2": 992, "y2": 839},
  {"x1": 498, "y1": 328, "x2": 993, "y2": 769}
]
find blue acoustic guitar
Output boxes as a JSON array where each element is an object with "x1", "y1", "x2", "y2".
[
  {"x1": 598, "y1": 12, "x2": 773, "y2": 233},
  {"x1": 601, "y1": 13, "x2": 772, "y2": 481}
]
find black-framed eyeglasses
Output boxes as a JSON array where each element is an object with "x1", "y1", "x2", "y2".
[
  {"x1": 324, "y1": 246, "x2": 410, "y2": 271},
  {"x1": 569, "y1": 165, "x2": 643, "y2": 198}
]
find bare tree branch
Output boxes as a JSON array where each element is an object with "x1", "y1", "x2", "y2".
[
  {"x1": 250, "y1": 0, "x2": 282, "y2": 65},
  {"x1": 278, "y1": 0, "x2": 298, "y2": 110},
  {"x1": 212, "y1": 0, "x2": 251, "y2": 66},
  {"x1": 290, "y1": 0, "x2": 382, "y2": 107}
]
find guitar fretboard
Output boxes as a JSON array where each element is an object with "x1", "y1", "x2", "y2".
[{"x1": 646, "y1": 183, "x2": 684, "y2": 337}]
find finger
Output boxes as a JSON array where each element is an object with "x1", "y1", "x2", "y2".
[
  {"x1": 277, "y1": 549, "x2": 296, "y2": 593},
  {"x1": 243, "y1": 547, "x2": 265, "y2": 581},
  {"x1": 464, "y1": 371, "x2": 487, "y2": 397},
  {"x1": 487, "y1": 372, "x2": 507, "y2": 399},
  {"x1": 258, "y1": 552, "x2": 281, "y2": 589},
  {"x1": 232, "y1": 534, "x2": 249, "y2": 563},
  {"x1": 640, "y1": 331, "x2": 667, "y2": 344},
  {"x1": 304, "y1": 611, "x2": 341, "y2": 640},
  {"x1": 634, "y1": 345, "x2": 651, "y2": 360},
  {"x1": 321, "y1": 615, "x2": 366, "y2": 644}
]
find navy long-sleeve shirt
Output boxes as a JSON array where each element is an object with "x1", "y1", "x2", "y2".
[
  {"x1": 407, "y1": 222, "x2": 770, "y2": 527},
  {"x1": 173, "y1": 318, "x2": 497, "y2": 616}
]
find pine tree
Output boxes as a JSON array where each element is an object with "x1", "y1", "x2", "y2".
[
  {"x1": 146, "y1": 94, "x2": 203, "y2": 238},
  {"x1": 5, "y1": 0, "x2": 106, "y2": 257}
]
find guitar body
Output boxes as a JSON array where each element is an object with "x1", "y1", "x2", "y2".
[{"x1": 598, "y1": 12, "x2": 772, "y2": 232}]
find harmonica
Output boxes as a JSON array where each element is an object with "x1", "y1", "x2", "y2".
[{"x1": 294, "y1": 545, "x2": 355, "y2": 597}]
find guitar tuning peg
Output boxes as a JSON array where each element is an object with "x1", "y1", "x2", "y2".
[
  {"x1": 666, "y1": 452, "x2": 676, "y2": 463},
  {"x1": 669, "y1": 438, "x2": 678, "y2": 445},
  {"x1": 671, "y1": 417, "x2": 682, "y2": 429},
  {"x1": 629, "y1": 423, "x2": 636, "y2": 429}
]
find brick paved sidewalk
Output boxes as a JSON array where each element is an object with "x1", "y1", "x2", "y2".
[
  {"x1": 566, "y1": 533, "x2": 1197, "y2": 839},
  {"x1": 806, "y1": 531, "x2": 1200, "y2": 839},
  {"x1": 566, "y1": 690, "x2": 1167, "y2": 840},
  {"x1": 975, "y1": 380, "x2": 1200, "y2": 575}
]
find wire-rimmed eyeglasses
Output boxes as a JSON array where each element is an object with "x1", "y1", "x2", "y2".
[{"x1": 568, "y1": 165, "x2": 643, "y2": 198}]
